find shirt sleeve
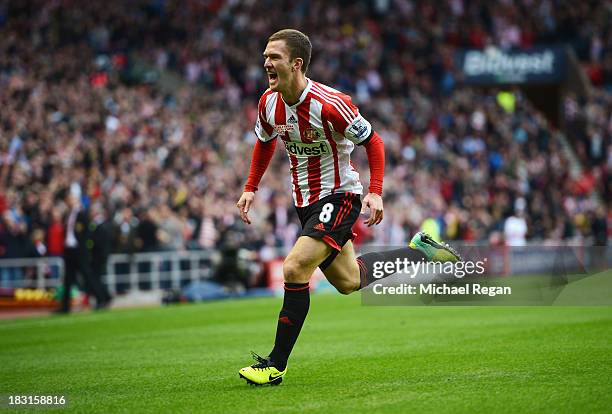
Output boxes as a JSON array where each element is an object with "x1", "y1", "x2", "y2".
[
  {"x1": 255, "y1": 92, "x2": 277, "y2": 142},
  {"x1": 244, "y1": 139, "x2": 277, "y2": 192},
  {"x1": 363, "y1": 132, "x2": 385, "y2": 195},
  {"x1": 325, "y1": 94, "x2": 373, "y2": 145},
  {"x1": 345, "y1": 114, "x2": 373, "y2": 145}
]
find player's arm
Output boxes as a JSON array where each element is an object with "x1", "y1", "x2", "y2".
[
  {"x1": 359, "y1": 131, "x2": 384, "y2": 226},
  {"x1": 237, "y1": 98, "x2": 277, "y2": 225},
  {"x1": 327, "y1": 95, "x2": 385, "y2": 226},
  {"x1": 237, "y1": 139, "x2": 276, "y2": 224}
]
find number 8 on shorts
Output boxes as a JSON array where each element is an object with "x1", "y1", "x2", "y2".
[{"x1": 318, "y1": 203, "x2": 334, "y2": 223}]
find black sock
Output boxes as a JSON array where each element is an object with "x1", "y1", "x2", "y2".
[
  {"x1": 268, "y1": 283, "x2": 310, "y2": 370},
  {"x1": 357, "y1": 248, "x2": 427, "y2": 289}
]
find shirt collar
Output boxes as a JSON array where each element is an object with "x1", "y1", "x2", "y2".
[{"x1": 283, "y1": 78, "x2": 312, "y2": 107}]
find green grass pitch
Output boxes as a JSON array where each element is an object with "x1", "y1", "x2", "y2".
[{"x1": 1, "y1": 294, "x2": 611, "y2": 413}]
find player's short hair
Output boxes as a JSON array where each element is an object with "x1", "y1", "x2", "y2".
[{"x1": 268, "y1": 29, "x2": 312, "y2": 74}]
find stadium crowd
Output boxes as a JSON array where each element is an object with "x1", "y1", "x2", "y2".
[{"x1": 0, "y1": 0, "x2": 610, "y2": 278}]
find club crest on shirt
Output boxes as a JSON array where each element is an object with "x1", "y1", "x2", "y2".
[{"x1": 304, "y1": 128, "x2": 321, "y2": 142}]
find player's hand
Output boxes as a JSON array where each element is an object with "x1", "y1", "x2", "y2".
[
  {"x1": 361, "y1": 193, "x2": 383, "y2": 226},
  {"x1": 236, "y1": 192, "x2": 255, "y2": 225}
]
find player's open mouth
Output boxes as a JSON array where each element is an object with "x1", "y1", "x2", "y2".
[{"x1": 268, "y1": 73, "x2": 278, "y2": 81}]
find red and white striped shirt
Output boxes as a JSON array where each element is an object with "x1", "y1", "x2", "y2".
[{"x1": 255, "y1": 79, "x2": 373, "y2": 207}]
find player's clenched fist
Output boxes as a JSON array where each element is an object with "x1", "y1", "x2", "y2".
[{"x1": 236, "y1": 192, "x2": 255, "y2": 224}]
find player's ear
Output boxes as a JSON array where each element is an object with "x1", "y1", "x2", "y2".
[{"x1": 293, "y1": 58, "x2": 303, "y2": 73}]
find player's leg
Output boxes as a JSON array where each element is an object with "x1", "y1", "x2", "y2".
[
  {"x1": 312, "y1": 192, "x2": 427, "y2": 293},
  {"x1": 269, "y1": 236, "x2": 330, "y2": 364},
  {"x1": 239, "y1": 236, "x2": 331, "y2": 385},
  {"x1": 320, "y1": 240, "x2": 360, "y2": 294},
  {"x1": 322, "y1": 233, "x2": 463, "y2": 294},
  {"x1": 321, "y1": 240, "x2": 427, "y2": 294},
  {"x1": 282, "y1": 235, "x2": 332, "y2": 283}
]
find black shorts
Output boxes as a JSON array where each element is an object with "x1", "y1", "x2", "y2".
[{"x1": 296, "y1": 192, "x2": 361, "y2": 253}]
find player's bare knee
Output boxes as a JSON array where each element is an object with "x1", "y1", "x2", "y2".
[
  {"x1": 283, "y1": 256, "x2": 309, "y2": 283},
  {"x1": 338, "y1": 265, "x2": 360, "y2": 294},
  {"x1": 334, "y1": 278, "x2": 359, "y2": 295},
  {"x1": 335, "y1": 285, "x2": 351, "y2": 295}
]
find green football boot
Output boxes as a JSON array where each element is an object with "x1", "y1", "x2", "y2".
[{"x1": 409, "y1": 232, "x2": 462, "y2": 262}]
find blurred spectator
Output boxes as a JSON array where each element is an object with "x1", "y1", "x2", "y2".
[
  {"x1": 0, "y1": 210, "x2": 26, "y2": 286},
  {"x1": 504, "y1": 199, "x2": 528, "y2": 247},
  {"x1": 157, "y1": 205, "x2": 184, "y2": 251},
  {"x1": 591, "y1": 206, "x2": 608, "y2": 246},
  {"x1": 46, "y1": 207, "x2": 66, "y2": 257},
  {"x1": 58, "y1": 194, "x2": 107, "y2": 312},
  {"x1": 89, "y1": 202, "x2": 112, "y2": 308},
  {"x1": 135, "y1": 209, "x2": 159, "y2": 252},
  {"x1": 27, "y1": 228, "x2": 47, "y2": 257},
  {"x1": 113, "y1": 207, "x2": 139, "y2": 254}
]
